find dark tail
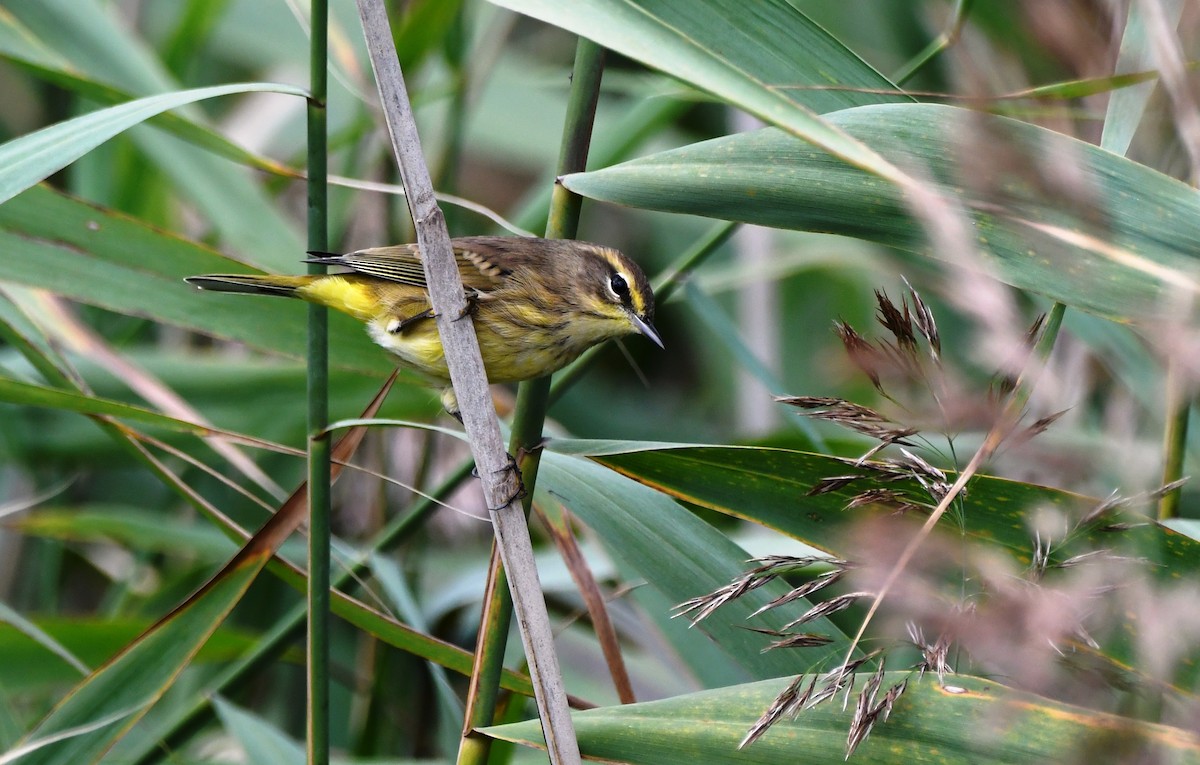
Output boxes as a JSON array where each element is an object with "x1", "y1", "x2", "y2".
[{"x1": 184, "y1": 274, "x2": 309, "y2": 298}]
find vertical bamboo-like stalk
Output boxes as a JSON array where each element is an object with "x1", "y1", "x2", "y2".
[
  {"x1": 456, "y1": 38, "x2": 606, "y2": 765},
  {"x1": 1160, "y1": 358, "x2": 1188, "y2": 519},
  {"x1": 306, "y1": 0, "x2": 331, "y2": 762},
  {"x1": 355, "y1": 1, "x2": 582, "y2": 762}
]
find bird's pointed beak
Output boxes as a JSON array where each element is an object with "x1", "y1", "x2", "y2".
[{"x1": 630, "y1": 311, "x2": 664, "y2": 349}]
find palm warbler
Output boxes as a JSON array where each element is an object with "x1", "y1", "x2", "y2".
[{"x1": 186, "y1": 236, "x2": 662, "y2": 413}]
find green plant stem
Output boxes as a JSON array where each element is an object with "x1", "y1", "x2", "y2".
[
  {"x1": 892, "y1": 0, "x2": 973, "y2": 86},
  {"x1": 1159, "y1": 355, "x2": 1189, "y2": 519},
  {"x1": 456, "y1": 37, "x2": 606, "y2": 765},
  {"x1": 510, "y1": 96, "x2": 691, "y2": 236},
  {"x1": 306, "y1": 1, "x2": 331, "y2": 763}
]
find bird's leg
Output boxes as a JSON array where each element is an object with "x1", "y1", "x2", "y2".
[
  {"x1": 466, "y1": 451, "x2": 527, "y2": 509},
  {"x1": 492, "y1": 451, "x2": 527, "y2": 508},
  {"x1": 453, "y1": 290, "x2": 482, "y2": 322},
  {"x1": 493, "y1": 440, "x2": 548, "y2": 508},
  {"x1": 386, "y1": 308, "x2": 435, "y2": 334}
]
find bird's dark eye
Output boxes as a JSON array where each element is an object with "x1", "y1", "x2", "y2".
[{"x1": 609, "y1": 272, "x2": 630, "y2": 302}]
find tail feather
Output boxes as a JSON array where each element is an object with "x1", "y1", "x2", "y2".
[
  {"x1": 304, "y1": 251, "x2": 348, "y2": 267},
  {"x1": 184, "y1": 274, "x2": 309, "y2": 298}
]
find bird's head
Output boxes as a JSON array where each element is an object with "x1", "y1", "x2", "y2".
[{"x1": 573, "y1": 244, "x2": 663, "y2": 349}]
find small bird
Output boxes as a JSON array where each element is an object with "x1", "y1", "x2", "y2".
[{"x1": 186, "y1": 236, "x2": 662, "y2": 415}]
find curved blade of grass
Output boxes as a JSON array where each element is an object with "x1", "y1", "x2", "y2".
[
  {"x1": 563, "y1": 102, "x2": 1200, "y2": 322},
  {"x1": 565, "y1": 439, "x2": 1200, "y2": 689},
  {"x1": 0, "y1": 10, "x2": 300, "y2": 179},
  {"x1": 482, "y1": 673, "x2": 1200, "y2": 764},
  {"x1": 1016, "y1": 68, "x2": 1160, "y2": 102},
  {"x1": 488, "y1": 0, "x2": 918, "y2": 190},
  {"x1": 570, "y1": 441, "x2": 1071, "y2": 559},
  {"x1": 0, "y1": 185, "x2": 388, "y2": 375},
  {"x1": 568, "y1": 440, "x2": 1200, "y2": 573},
  {"x1": 2, "y1": 0, "x2": 305, "y2": 270},
  {"x1": 486, "y1": 0, "x2": 908, "y2": 114},
  {"x1": 0, "y1": 376, "x2": 234, "y2": 435},
  {"x1": 0, "y1": 81, "x2": 307, "y2": 206},
  {"x1": 13, "y1": 555, "x2": 265, "y2": 765},
  {"x1": 0, "y1": 706, "x2": 146, "y2": 765},
  {"x1": 538, "y1": 451, "x2": 850, "y2": 680},
  {"x1": 0, "y1": 614, "x2": 262, "y2": 693},
  {"x1": 0, "y1": 602, "x2": 89, "y2": 678}
]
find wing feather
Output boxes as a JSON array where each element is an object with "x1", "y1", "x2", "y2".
[{"x1": 307, "y1": 238, "x2": 516, "y2": 293}]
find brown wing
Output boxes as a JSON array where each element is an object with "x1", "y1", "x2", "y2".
[{"x1": 308, "y1": 238, "x2": 523, "y2": 293}]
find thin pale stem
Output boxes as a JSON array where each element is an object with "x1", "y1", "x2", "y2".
[
  {"x1": 457, "y1": 37, "x2": 606, "y2": 765},
  {"x1": 356, "y1": 1, "x2": 583, "y2": 761},
  {"x1": 892, "y1": 0, "x2": 974, "y2": 86}
]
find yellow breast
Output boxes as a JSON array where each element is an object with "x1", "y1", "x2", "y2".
[{"x1": 366, "y1": 314, "x2": 583, "y2": 383}]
